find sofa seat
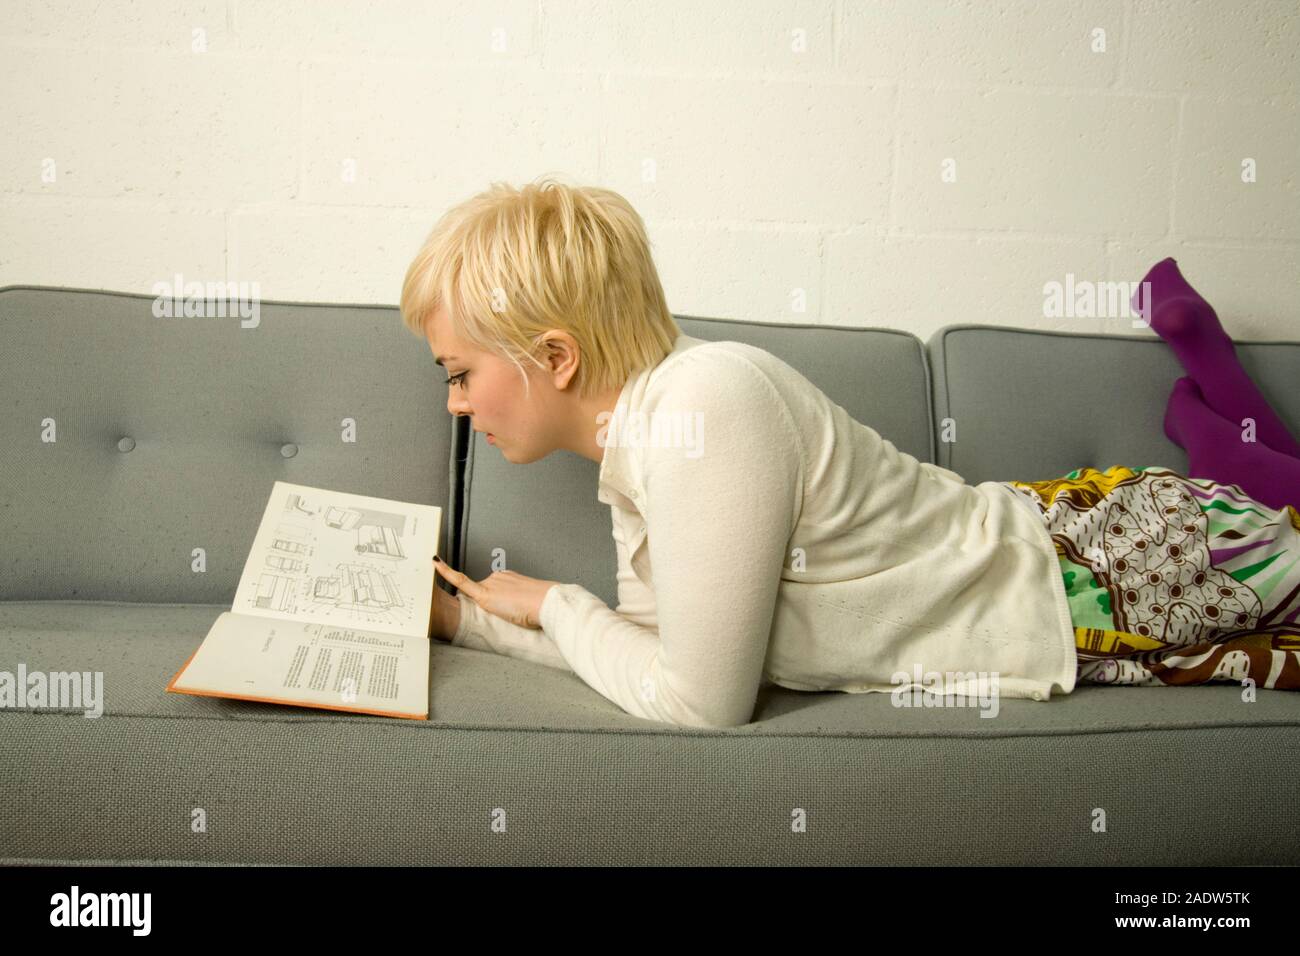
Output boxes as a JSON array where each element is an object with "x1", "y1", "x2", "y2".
[{"x1": 4, "y1": 600, "x2": 1297, "y2": 866}]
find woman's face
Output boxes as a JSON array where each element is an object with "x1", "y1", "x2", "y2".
[{"x1": 424, "y1": 303, "x2": 561, "y2": 464}]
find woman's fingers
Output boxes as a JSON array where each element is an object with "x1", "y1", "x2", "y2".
[
  {"x1": 433, "y1": 557, "x2": 461, "y2": 585},
  {"x1": 434, "y1": 557, "x2": 485, "y2": 603}
]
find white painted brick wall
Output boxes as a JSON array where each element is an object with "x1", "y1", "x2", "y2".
[{"x1": 1, "y1": 0, "x2": 1296, "y2": 340}]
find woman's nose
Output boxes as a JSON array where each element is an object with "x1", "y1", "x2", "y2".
[{"x1": 447, "y1": 391, "x2": 471, "y2": 418}]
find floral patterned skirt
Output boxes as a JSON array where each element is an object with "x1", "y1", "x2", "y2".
[{"x1": 1004, "y1": 466, "x2": 1300, "y2": 690}]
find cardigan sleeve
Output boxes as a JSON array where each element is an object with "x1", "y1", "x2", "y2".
[
  {"x1": 539, "y1": 352, "x2": 804, "y2": 728},
  {"x1": 451, "y1": 589, "x2": 575, "y2": 672}
]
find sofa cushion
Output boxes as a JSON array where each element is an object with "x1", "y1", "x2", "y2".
[
  {"x1": 3, "y1": 600, "x2": 1297, "y2": 865},
  {"x1": 456, "y1": 315, "x2": 932, "y2": 606},
  {"x1": 928, "y1": 323, "x2": 1300, "y2": 484},
  {"x1": 0, "y1": 286, "x2": 456, "y2": 604}
]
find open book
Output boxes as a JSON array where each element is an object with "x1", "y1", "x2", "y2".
[{"x1": 167, "y1": 480, "x2": 441, "y2": 720}]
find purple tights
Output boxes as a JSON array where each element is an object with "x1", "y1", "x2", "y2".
[{"x1": 1137, "y1": 257, "x2": 1300, "y2": 511}]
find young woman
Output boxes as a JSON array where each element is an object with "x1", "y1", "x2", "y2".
[{"x1": 400, "y1": 177, "x2": 1300, "y2": 728}]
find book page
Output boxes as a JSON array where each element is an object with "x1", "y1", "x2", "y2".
[
  {"x1": 232, "y1": 480, "x2": 441, "y2": 639},
  {"x1": 168, "y1": 611, "x2": 429, "y2": 719}
]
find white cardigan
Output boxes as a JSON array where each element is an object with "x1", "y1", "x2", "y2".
[{"x1": 452, "y1": 332, "x2": 1077, "y2": 727}]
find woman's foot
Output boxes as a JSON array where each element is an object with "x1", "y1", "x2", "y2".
[
  {"x1": 1138, "y1": 257, "x2": 1300, "y2": 460},
  {"x1": 1134, "y1": 257, "x2": 1233, "y2": 355}
]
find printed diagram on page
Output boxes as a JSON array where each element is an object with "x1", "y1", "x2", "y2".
[{"x1": 234, "y1": 487, "x2": 424, "y2": 632}]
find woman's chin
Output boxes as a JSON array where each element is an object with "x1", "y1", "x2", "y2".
[
  {"x1": 498, "y1": 440, "x2": 547, "y2": 465},
  {"x1": 490, "y1": 435, "x2": 515, "y2": 460}
]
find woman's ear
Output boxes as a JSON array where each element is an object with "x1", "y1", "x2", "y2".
[{"x1": 540, "y1": 331, "x2": 582, "y2": 390}]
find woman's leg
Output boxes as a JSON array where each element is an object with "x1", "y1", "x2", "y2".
[
  {"x1": 1136, "y1": 257, "x2": 1300, "y2": 459},
  {"x1": 1165, "y1": 376, "x2": 1300, "y2": 511}
]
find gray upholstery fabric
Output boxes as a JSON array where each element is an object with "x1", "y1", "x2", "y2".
[
  {"x1": 5, "y1": 600, "x2": 1299, "y2": 865},
  {"x1": 3, "y1": 287, "x2": 1298, "y2": 866},
  {"x1": 929, "y1": 323, "x2": 1300, "y2": 484},
  {"x1": 0, "y1": 287, "x2": 455, "y2": 603}
]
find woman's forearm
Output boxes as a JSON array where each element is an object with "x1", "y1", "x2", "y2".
[{"x1": 430, "y1": 587, "x2": 461, "y2": 643}]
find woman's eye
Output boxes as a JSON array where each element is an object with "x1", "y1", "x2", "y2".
[{"x1": 446, "y1": 372, "x2": 468, "y2": 388}]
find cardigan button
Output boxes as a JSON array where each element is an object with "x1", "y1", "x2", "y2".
[
  {"x1": 1031, "y1": 691, "x2": 1043, "y2": 700},
  {"x1": 280, "y1": 443, "x2": 298, "y2": 459},
  {"x1": 116, "y1": 436, "x2": 135, "y2": 453},
  {"x1": 628, "y1": 489, "x2": 638, "y2": 499}
]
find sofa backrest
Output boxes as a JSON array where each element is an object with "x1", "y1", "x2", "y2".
[
  {"x1": 0, "y1": 286, "x2": 456, "y2": 604},
  {"x1": 8, "y1": 285, "x2": 1298, "y2": 611},
  {"x1": 929, "y1": 323, "x2": 1300, "y2": 484},
  {"x1": 458, "y1": 315, "x2": 933, "y2": 607}
]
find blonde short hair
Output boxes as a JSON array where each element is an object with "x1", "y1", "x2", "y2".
[{"x1": 400, "y1": 175, "x2": 681, "y2": 400}]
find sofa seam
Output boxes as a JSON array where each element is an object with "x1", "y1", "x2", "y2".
[{"x1": 3, "y1": 709, "x2": 1296, "y2": 738}]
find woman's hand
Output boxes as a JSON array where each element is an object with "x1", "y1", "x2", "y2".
[{"x1": 433, "y1": 556, "x2": 560, "y2": 630}]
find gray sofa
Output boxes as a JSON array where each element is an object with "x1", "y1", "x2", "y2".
[{"x1": 3, "y1": 285, "x2": 1298, "y2": 866}]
